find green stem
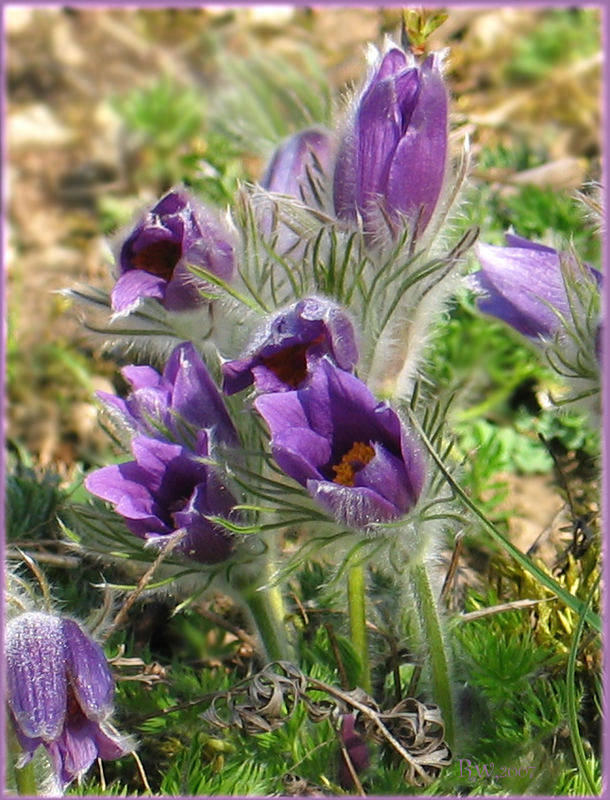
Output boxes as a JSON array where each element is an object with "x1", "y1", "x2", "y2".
[
  {"x1": 410, "y1": 560, "x2": 455, "y2": 748},
  {"x1": 244, "y1": 581, "x2": 293, "y2": 663},
  {"x1": 15, "y1": 762, "x2": 38, "y2": 796},
  {"x1": 347, "y1": 562, "x2": 371, "y2": 693}
]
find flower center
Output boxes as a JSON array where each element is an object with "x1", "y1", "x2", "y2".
[
  {"x1": 332, "y1": 441, "x2": 375, "y2": 486},
  {"x1": 132, "y1": 240, "x2": 182, "y2": 281},
  {"x1": 260, "y1": 343, "x2": 310, "y2": 388}
]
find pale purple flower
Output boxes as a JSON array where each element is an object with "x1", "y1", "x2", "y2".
[
  {"x1": 261, "y1": 127, "x2": 333, "y2": 199},
  {"x1": 471, "y1": 233, "x2": 603, "y2": 342},
  {"x1": 258, "y1": 128, "x2": 334, "y2": 254},
  {"x1": 6, "y1": 611, "x2": 132, "y2": 789},
  {"x1": 85, "y1": 432, "x2": 235, "y2": 564},
  {"x1": 254, "y1": 360, "x2": 425, "y2": 529},
  {"x1": 222, "y1": 297, "x2": 358, "y2": 395},
  {"x1": 333, "y1": 45, "x2": 448, "y2": 237},
  {"x1": 111, "y1": 188, "x2": 235, "y2": 315},
  {"x1": 98, "y1": 341, "x2": 238, "y2": 448}
]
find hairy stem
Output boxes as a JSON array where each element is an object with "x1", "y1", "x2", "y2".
[
  {"x1": 347, "y1": 562, "x2": 372, "y2": 692},
  {"x1": 244, "y1": 581, "x2": 293, "y2": 663},
  {"x1": 410, "y1": 560, "x2": 455, "y2": 747}
]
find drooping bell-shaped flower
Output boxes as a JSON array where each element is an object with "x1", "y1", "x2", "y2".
[
  {"x1": 222, "y1": 297, "x2": 358, "y2": 395},
  {"x1": 6, "y1": 611, "x2": 132, "y2": 790},
  {"x1": 111, "y1": 188, "x2": 235, "y2": 315},
  {"x1": 254, "y1": 359, "x2": 425, "y2": 529},
  {"x1": 85, "y1": 432, "x2": 236, "y2": 564},
  {"x1": 470, "y1": 233, "x2": 603, "y2": 342},
  {"x1": 333, "y1": 43, "x2": 448, "y2": 238},
  {"x1": 98, "y1": 341, "x2": 239, "y2": 448}
]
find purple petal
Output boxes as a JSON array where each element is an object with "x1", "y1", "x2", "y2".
[
  {"x1": 111, "y1": 270, "x2": 166, "y2": 314},
  {"x1": 85, "y1": 461, "x2": 166, "y2": 533},
  {"x1": 62, "y1": 619, "x2": 114, "y2": 721},
  {"x1": 472, "y1": 243, "x2": 569, "y2": 339},
  {"x1": 165, "y1": 342, "x2": 238, "y2": 446},
  {"x1": 386, "y1": 60, "x2": 448, "y2": 231},
  {"x1": 338, "y1": 714, "x2": 369, "y2": 788},
  {"x1": 355, "y1": 442, "x2": 414, "y2": 512},
  {"x1": 306, "y1": 480, "x2": 402, "y2": 528},
  {"x1": 6, "y1": 613, "x2": 67, "y2": 740},
  {"x1": 261, "y1": 127, "x2": 333, "y2": 197}
]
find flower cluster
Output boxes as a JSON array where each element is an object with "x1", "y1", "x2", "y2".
[{"x1": 18, "y1": 21, "x2": 599, "y2": 796}]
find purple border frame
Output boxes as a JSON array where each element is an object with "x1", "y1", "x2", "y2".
[{"x1": 0, "y1": 2, "x2": 607, "y2": 799}]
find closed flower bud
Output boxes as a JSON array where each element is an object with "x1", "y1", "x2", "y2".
[
  {"x1": 333, "y1": 44, "x2": 448, "y2": 239},
  {"x1": 111, "y1": 188, "x2": 235, "y2": 315},
  {"x1": 254, "y1": 359, "x2": 425, "y2": 530},
  {"x1": 222, "y1": 296, "x2": 358, "y2": 395},
  {"x1": 6, "y1": 611, "x2": 132, "y2": 790}
]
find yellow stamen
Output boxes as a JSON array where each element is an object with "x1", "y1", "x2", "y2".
[{"x1": 332, "y1": 441, "x2": 375, "y2": 486}]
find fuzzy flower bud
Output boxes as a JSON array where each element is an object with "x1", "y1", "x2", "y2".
[
  {"x1": 6, "y1": 611, "x2": 132, "y2": 790},
  {"x1": 111, "y1": 188, "x2": 235, "y2": 315},
  {"x1": 254, "y1": 359, "x2": 425, "y2": 530},
  {"x1": 338, "y1": 714, "x2": 370, "y2": 789},
  {"x1": 333, "y1": 43, "x2": 448, "y2": 238},
  {"x1": 222, "y1": 297, "x2": 358, "y2": 395}
]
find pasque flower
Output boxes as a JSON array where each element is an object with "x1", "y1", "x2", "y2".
[
  {"x1": 258, "y1": 127, "x2": 333, "y2": 254},
  {"x1": 470, "y1": 233, "x2": 603, "y2": 342},
  {"x1": 333, "y1": 43, "x2": 448, "y2": 237},
  {"x1": 111, "y1": 188, "x2": 235, "y2": 315},
  {"x1": 254, "y1": 359, "x2": 425, "y2": 529},
  {"x1": 6, "y1": 611, "x2": 132, "y2": 789},
  {"x1": 99, "y1": 341, "x2": 239, "y2": 448},
  {"x1": 85, "y1": 432, "x2": 236, "y2": 564},
  {"x1": 222, "y1": 297, "x2": 358, "y2": 395},
  {"x1": 261, "y1": 127, "x2": 333, "y2": 199}
]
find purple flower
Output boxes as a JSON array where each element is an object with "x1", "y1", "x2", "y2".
[
  {"x1": 333, "y1": 45, "x2": 448, "y2": 237},
  {"x1": 261, "y1": 127, "x2": 333, "y2": 200},
  {"x1": 99, "y1": 341, "x2": 239, "y2": 448},
  {"x1": 85, "y1": 432, "x2": 235, "y2": 564},
  {"x1": 6, "y1": 611, "x2": 132, "y2": 789},
  {"x1": 222, "y1": 297, "x2": 358, "y2": 395},
  {"x1": 471, "y1": 234, "x2": 603, "y2": 342},
  {"x1": 254, "y1": 360, "x2": 425, "y2": 529},
  {"x1": 338, "y1": 714, "x2": 370, "y2": 789},
  {"x1": 111, "y1": 188, "x2": 235, "y2": 315},
  {"x1": 258, "y1": 128, "x2": 334, "y2": 254}
]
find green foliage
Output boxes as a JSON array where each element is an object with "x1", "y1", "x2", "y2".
[{"x1": 505, "y1": 9, "x2": 600, "y2": 83}]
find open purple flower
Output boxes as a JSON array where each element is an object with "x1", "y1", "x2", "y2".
[
  {"x1": 254, "y1": 360, "x2": 425, "y2": 529},
  {"x1": 222, "y1": 297, "x2": 358, "y2": 395},
  {"x1": 471, "y1": 233, "x2": 603, "y2": 342},
  {"x1": 333, "y1": 44, "x2": 448, "y2": 237},
  {"x1": 85, "y1": 432, "x2": 235, "y2": 564},
  {"x1": 6, "y1": 611, "x2": 132, "y2": 790},
  {"x1": 99, "y1": 341, "x2": 238, "y2": 448},
  {"x1": 338, "y1": 714, "x2": 370, "y2": 789},
  {"x1": 111, "y1": 188, "x2": 235, "y2": 315}
]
